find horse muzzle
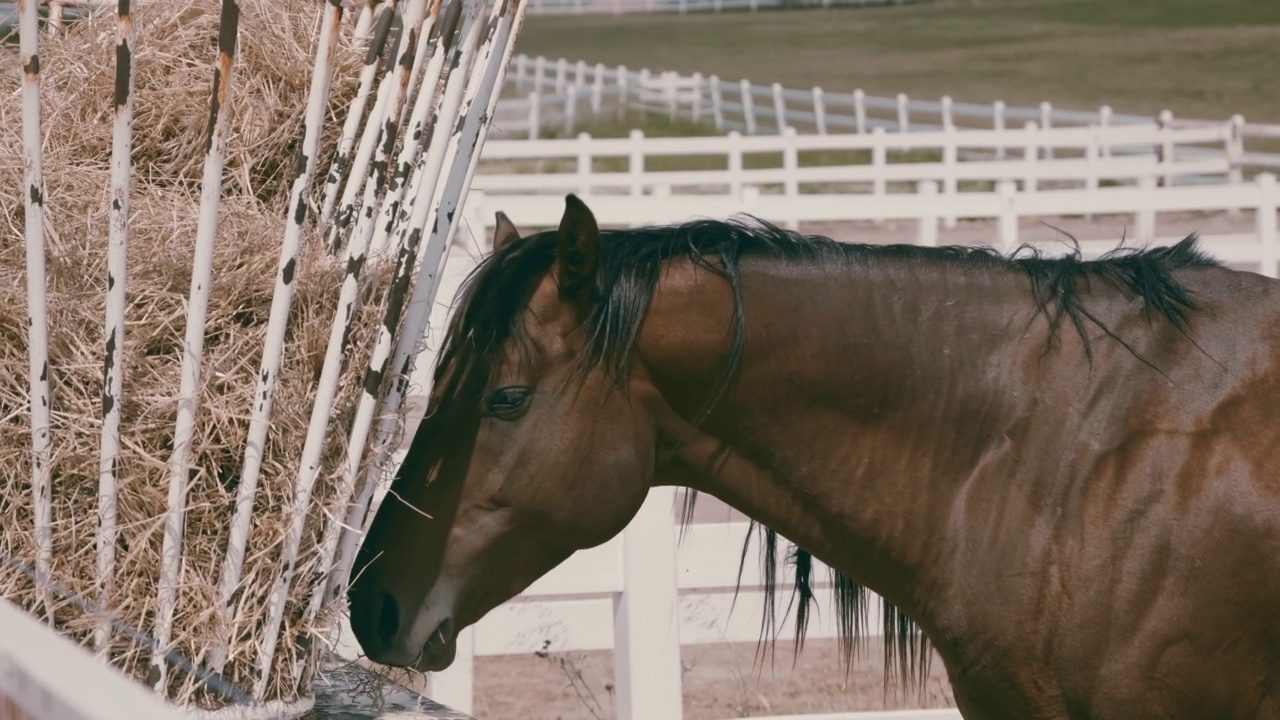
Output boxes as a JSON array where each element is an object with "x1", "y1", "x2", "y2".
[{"x1": 413, "y1": 617, "x2": 457, "y2": 672}]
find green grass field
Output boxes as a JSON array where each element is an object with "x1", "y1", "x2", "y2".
[{"x1": 513, "y1": 0, "x2": 1280, "y2": 124}]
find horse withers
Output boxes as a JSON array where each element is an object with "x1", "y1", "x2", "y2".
[{"x1": 347, "y1": 194, "x2": 1280, "y2": 719}]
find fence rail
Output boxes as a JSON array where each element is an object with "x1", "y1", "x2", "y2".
[
  {"x1": 0, "y1": 598, "x2": 179, "y2": 720},
  {"x1": 498, "y1": 54, "x2": 1280, "y2": 174}
]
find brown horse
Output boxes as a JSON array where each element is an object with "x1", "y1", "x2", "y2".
[{"x1": 347, "y1": 194, "x2": 1280, "y2": 719}]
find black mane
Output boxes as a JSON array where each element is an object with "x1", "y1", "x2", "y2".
[{"x1": 420, "y1": 213, "x2": 1219, "y2": 693}]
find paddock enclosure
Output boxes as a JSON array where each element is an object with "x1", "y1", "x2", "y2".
[{"x1": 4, "y1": 0, "x2": 523, "y2": 716}]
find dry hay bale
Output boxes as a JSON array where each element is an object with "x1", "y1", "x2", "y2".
[
  {"x1": 2, "y1": 0, "x2": 371, "y2": 209},
  {"x1": 0, "y1": 0, "x2": 415, "y2": 711}
]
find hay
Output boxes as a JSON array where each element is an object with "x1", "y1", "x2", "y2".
[
  {"x1": 0, "y1": 0, "x2": 413, "y2": 710},
  {"x1": 3, "y1": 0, "x2": 373, "y2": 209}
]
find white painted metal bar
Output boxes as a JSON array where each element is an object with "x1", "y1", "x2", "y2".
[
  {"x1": 18, "y1": 0, "x2": 54, "y2": 623},
  {"x1": 248, "y1": 0, "x2": 471, "y2": 696},
  {"x1": 352, "y1": 0, "x2": 381, "y2": 38},
  {"x1": 325, "y1": 0, "x2": 434, "y2": 254},
  {"x1": 319, "y1": 0, "x2": 492, "y2": 606},
  {"x1": 293, "y1": 0, "x2": 478, "y2": 675},
  {"x1": 152, "y1": 0, "x2": 242, "y2": 690},
  {"x1": 95, "y1": 0, "x2": 137, "y2": 654},
  {"x1": 208, "y1": 0, "x2": 345, "y2": 676},
  {"x1": 326, "y1": 78, "x2": 392, "y2": 252},
  {"x1": 368, "y1": 0, "x2": 472, "y2": 257},
  {"x1": 332, "y1": 0, "x2": 528, "y2": 595},
  {"x1": 319, "y1": 0, "x2": 398, "y2": 229},
  {"x1": 397, "y1": 0, "x2": 443, "y2": 134},
  {"x1": 340, "y1": 0, "x2": 436, "y2": 259}
]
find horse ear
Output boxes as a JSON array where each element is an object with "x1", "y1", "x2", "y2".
[
  {"x1": 492, "y1": 211, "x2": 521, "y2": 253},
  {"x1": 554, "y1": 194, "x2": 600, "y2": 308}
]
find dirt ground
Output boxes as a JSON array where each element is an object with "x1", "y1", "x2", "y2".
[{"x1": 473, "y1": 637, "x2": 956, "y2": 720}]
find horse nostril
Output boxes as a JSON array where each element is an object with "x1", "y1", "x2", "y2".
[{"x1": 376, "y1": 592, "x2": 401, "y2": 648}]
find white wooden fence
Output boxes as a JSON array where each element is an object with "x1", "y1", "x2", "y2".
[
  {"x1": 498, "y1": 54, "x2": 1280, "y2": 174},
  {"x1": 0, "y1": 598, "x2": 181, "y2": 720},
  {"x1": 473, "y1": 122, "x2": 1240, "y2": 230}
]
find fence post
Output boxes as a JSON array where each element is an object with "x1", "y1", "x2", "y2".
[
  {"x1": 1136, "y1": 173, "x2": 1156, "y2": 241},
  {"x1": 783, "y1": 126, "x2": 799, "y2": 230},
  {"x1": 1228, "y1": 114, "x2": 1245, "y2": 185},
  {"x1": 918, "y1": 180, "x2": 939, "y2": 247},
  {"x1": 772, "y1": 82, "x2": 787, "y2": 133},
  {"x1": 534, "y1": 55, "x2": 546, "y2": 96},
  {"x1": 1257, "y1": 173, "x2": 1277, "y2": 278},
  {"x1": 639, "y1": 68, "x2": 651, "y2": 113},
  {"x1": 617, "y1": 65, "x2": 629, "y2": 120},
  {"x1": 741, "y1": 79, "x2": 757, "y2": 135},
  {"x1": 515, "y1": 54, "x2": 528, "y2": 94},
  {"x1": 1023, "y1": 121, "x2": 1039, "y2": 193},
  {"x1": 612, "y1": 486, "x2": 684, "y2": 720},
  {"x1": 854, "y1": 89, "x2": 867, "y2": 134},
  {"x1": 941, "y1": 95, "x2": 954, "y2": 131},
  {"x1": 1157, "y1": 109, "x2": 1174, "y2": 187},
  {"x1": 591, "y1": 63, "x2": 605, "y2": 117},
  {"x1": 563, "y1": 91, "x2": 576, "y2": 135},
  {"x1": 1085, "y1": 124, "x2": 1099, "y2": 220},
  {"x1": 1099, "y1": 105, "x2": 1113, "y2": 159},
  {"x1": 691, "y1": 72, "x2": 704, "y2": 123},
  {"x1": 527, "y1": 91, "x2": 540, "y2": 140},
  {"x1": 997, "y1": 179, "x2": 1018, "y2": 252},
  {"x1": 872, "y1": 126, "x2": 887, "y2": 199},
  {"x1": 897, "y1": 92, "x2": 910, "y2": 134},
  {"x1": 666, "y1": 71, "x2": 679, "y2": 121},
  {"x1": 943, "y1": 123, "x2": 958, "y2": 229},
  {"x1": 629, "y1": 128, "x2": 645, "y2": 200},
  {"x1": 574, "y1": 59, "x2": 587, "y2": 96},
  {"x1": 993, "y1": 100, "x2": 1006, "y2": 160},
  {"x1": 577, "y1": 132, "x2": 593, "y2": 196},
  {"x1": 710, "y1": 75, "x2": 724, "y2": 131},
  {"x1": 554, "y1": 57, "x2": 568, "y2": 95},
  {"x1": 1040, "y1": 101, "x2": 1054, "y2": 159},
  {"x1": 812, "y1": 87, "x2": 826, "y2": 135},
  {"x1": 728, "y1": 130, "x2": 744, "y2": 199}
]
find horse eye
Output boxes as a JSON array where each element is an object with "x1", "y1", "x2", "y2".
[{"x1": 484, "y1": 386, "x2": 532, "y2": 420}]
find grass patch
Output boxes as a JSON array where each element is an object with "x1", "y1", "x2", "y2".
[{"x1": 512, "y1": 0, "x2": 1280, "y2": 124}]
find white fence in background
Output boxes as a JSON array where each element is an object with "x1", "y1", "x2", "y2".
[
  {"x1": 495, "y1": 54, "x2": 1280, "y2": 174},
  {"x1": 473, "y1": 122, "x2": 1239, "y2": 228},
  {"x1": 462, "y1": 173, "x2": 1280, "y2": 275},
  {"x1": 0, "y1": 598, "x2": 180, "y2": 720},
  {"x1": 518, "y1": 0, "x2": 920, "y2": 13}
]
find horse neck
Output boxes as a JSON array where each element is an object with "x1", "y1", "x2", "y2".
[{"x1": 640, "y1": 252, "x2": 1047, "y2": 625}]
